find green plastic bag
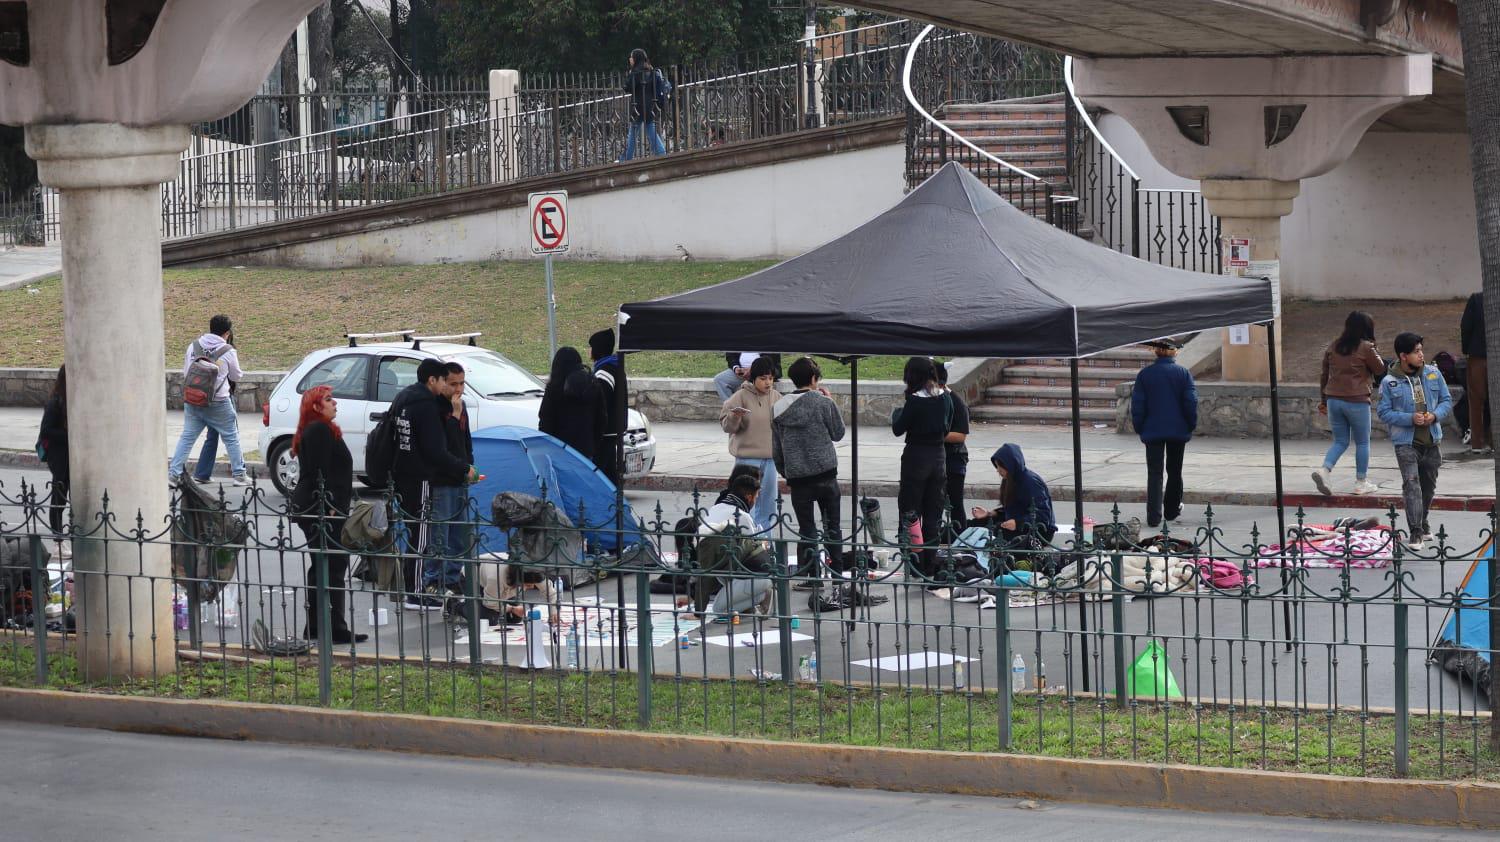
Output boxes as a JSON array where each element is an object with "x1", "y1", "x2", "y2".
[{"x1": 1125, "y1": 640, "x2": 1183, "y2": 699}]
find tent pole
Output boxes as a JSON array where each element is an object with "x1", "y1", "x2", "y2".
[
  {"x1": 1071, "y1": 358, "x2": 1091, "y2": 694},
  {"x1": 617, "y1": 351, "x2": 630, "y2": 669},
  {"x1": 850, "y1": 358, "x2": 860, "y2": 544},
  {"x1": 1266, "y1": 321, "x2": 1292, "y2": 653}
]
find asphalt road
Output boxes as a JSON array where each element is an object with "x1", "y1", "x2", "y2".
[{"x1": 0, "y1": 722, "x2": 1486, "y2": 841}]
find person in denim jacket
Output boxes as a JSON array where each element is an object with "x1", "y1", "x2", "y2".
[{"x1": 1376, "y1": 332, "x2": 1453, "y2": 549}]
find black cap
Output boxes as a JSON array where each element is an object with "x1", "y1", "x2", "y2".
[
  {"x1": 589, "y1": 328, "x2": 616, "y2": 360},
  {"x1": 1144, "y1": 338, "x2": 1183, "y2": 350}
]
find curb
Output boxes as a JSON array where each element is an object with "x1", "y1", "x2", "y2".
[
  {"x1": 2, "y1": 449, "x2": 1492, "y2": 512},
  {"x1": 0, "y1": 687, "x2": 1495, "y2": 829}
]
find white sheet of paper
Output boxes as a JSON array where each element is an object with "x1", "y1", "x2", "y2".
[
  {"x1": 852, "y1": 652, "x2": 974, "y2": 672},
  {"x1": 703, "y1": 629, "x2": 812, "y2": 647}
]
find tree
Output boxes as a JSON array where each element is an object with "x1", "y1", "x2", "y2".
[
  {"x1": 1455, "y1": 0, "x2": 1500, "y2": 751},
  {"x1": 331, "y1": 1, "x2": 392, "y2": 83}
]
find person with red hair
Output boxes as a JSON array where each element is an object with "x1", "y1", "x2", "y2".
[{"x1": 290, "y1": 385, "x2": 367, "y2": 644}]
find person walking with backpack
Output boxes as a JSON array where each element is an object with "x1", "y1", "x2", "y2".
[
  {"x1": 538, "y1": 346, "x2": 606, "y2": 460},
  {"x1": 1313, "y1": 311, "x2": 1385, "y2": 496},
  {"x1": 290, "y1": 384, "x2": 368, "y2": 645},
  {"x1": 36, "y1": 365, "x2": 70, "y2": 559},
  {"x1": 772, "y1": 357, "x2": 845, "y2": 590},
  {"x1": 892, "y1": 357, "x2": 951, "y2": 577},
  {"x1": 1376, "y1": 332, "x2": 1454, "y2": 550},
  {"x1": 390, "y1": 358, "x2": 477, "y2": 611},
  {"x1": 169, "y1": 315, "x2": 248, "y2": 486},
  {"x1": 721, "y1": 356, "x2": 781, "y2": 531},
  {"x1": 1131, "y1": 338, "x2": 1198, "y2": 528},
  {"x1": 621, "y1": 48, "x2": 672, "y2": 161}
]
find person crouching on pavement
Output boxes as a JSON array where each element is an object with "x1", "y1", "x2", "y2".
[
  {"x1": 1376, "y1": 331, "x2": 1453, "y2": 550},
  {"x1": 1131, "y1": 338, "x2": 1198, "y2": 528}
]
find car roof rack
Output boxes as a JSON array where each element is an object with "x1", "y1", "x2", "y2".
[
  {"x1": 411, "y1": 332, "x2": 482, "y2": 350},
  {"x1": 346, "y1": 330, "x2": 415, "y2": 347}
]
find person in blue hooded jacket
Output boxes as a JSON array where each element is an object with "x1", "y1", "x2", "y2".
[
  {"x1": 1131, "y1": 338, "x2": 1198, "y2": 528},
  {"x1": 969, "y1": 443, "x2": 1057, "y2": 546}
]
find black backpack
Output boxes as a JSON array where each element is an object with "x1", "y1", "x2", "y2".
[{"x1": 364, "y1": 394, "x2": 405, "y2": 489}]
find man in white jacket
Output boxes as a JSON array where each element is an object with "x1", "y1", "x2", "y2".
[
  {"x1": 168, "y1": 314, "x2": 248, "y2": 485},
  {"x1": 686, "y1": 471, "x2": 776, "y2": 621}
]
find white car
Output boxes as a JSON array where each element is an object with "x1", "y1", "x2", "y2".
[{"x1": 257, "y1": 335, "x2": 655, "y2": 496}]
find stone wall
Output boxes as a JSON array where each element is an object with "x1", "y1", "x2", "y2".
[
  {"x1": 1115, "y1": 381, "x2": 1465, "y2": 440},
  {"x1": 0, "y1": 367, "x2": 284, "y2": 413}
]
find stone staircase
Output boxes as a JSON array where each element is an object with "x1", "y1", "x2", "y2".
[{"x1": 971, "y1": 347, "x2": 1156, "y2": 428}]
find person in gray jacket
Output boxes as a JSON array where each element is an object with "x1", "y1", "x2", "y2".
[{"x1": 772, "y1": 357, "x2": 846, "y2": 588}]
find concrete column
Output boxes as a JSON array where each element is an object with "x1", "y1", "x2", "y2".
[
  {"x1": 26, "y1": 123, "x2": 190, "y2": 681},
  {"x1": 1202, "y1": 179, "x2": 1298, "y2": 382},
  {"x1": 488, "y1": 69, "x2": 520, "y2": 184}
]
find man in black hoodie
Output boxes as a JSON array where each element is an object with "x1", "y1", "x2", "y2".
[
  {"x1": 391, "y1": 358, "x2": 476, "y2": 611},
  {"x1": 590, "y1": 328, "x2": 628, "y2": 484},
  {"x1": 425, "y1": 361, "x2": 476, "y2": 612},
  {"x1": 772, "y1": 357, "x2": 846, "y2": 590},
  {"x1": 1460, "y1": 291, "x2": 1490, "y2": 457}
]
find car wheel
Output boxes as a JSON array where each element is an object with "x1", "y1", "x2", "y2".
[{"x1": 267, "y1": 438, "x2": 300, "y2": 497}]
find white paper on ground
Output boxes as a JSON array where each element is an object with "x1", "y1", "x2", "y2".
[
  {"x1": 852, "y1": 652, "x2": 974, "y2": 672},
  {"x1": 703, "y1": 629, "x2": 812, "y2": 647}
]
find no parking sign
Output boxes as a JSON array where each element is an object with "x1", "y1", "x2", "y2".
[{"x1": 529, "y1": 191, "x2": 569, "y2": 254}]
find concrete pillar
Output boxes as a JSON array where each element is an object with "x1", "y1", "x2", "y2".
[
  {"x1": 1201, "y1": 179, "x2": 1299, "y2": 382},
  {"x1": 489, "y1": 69, "x2": 520, "y2": 184},
  {"x1": 26, "y1": 123, "x2": 190, "y2": 681}
]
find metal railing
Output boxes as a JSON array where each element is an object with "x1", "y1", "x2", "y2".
[
  {"x1": 0, "y1": 187, "x2": 58, "y2": 249},
  {"x1": 2, "y1": 478, "x2": 1496, "y2": 781}
]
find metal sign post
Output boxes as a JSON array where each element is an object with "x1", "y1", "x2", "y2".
[{"x1": 528, "y1": 190, "x2": 570, "y2": 360}]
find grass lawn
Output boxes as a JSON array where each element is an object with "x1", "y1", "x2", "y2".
[
  {"x1": 0, "y1": 261, "x2": 912, "y2": 380},
  {"x1": 5, "y1": 646, "x2": 1496, "y2": 782}
]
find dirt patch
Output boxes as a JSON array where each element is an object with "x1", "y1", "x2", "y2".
[{"x1": 1275, "y1": 298, "x2": 1466, "y2": 384}]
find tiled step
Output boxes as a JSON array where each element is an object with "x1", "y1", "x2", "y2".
[
  {"x1": 969, "y1": 404, "x2": 1118, "y2": 424},
  {"x1": 910, "y1": 149, "x2": 1067, "y2": 165},
  {"x1": 984, "y1": 383, "x2": 1118, "y2": 401},
  {"x1": 917, "y1": 133, "x2": 1064, "y2": 148},
  {"x1": 937, "y1": 118, "x2": 1066, "y2": 134},
  {"x1": 1001, "y1": 365, "x2": 1138, "y2": 389}
]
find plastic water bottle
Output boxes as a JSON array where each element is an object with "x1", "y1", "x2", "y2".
[
  {"x1": 1035, "y1": 657, "x2": 1047, "y2": 692},
  {"x1": 798, "y1": 655, "x2": 812, "y2": 681},
  {"x1": 1011, "y1": 653, "x2": 1027, "y2": 693},
  {"x1": 954, "y1": 660, "x2": 966, "y2": 690},
  {"x1": 807, "y1": 652, "x2": 818, "y2": 681},
  {"x1": 566, "y1": 623, "x2": 580, "y2": 669}
]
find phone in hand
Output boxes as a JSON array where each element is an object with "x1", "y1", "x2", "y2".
[{"x1": 731, "y1": 406, "x2": 750, "y2": 415}]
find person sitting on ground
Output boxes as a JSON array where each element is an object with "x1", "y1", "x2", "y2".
[
  {"x1": 970, "y1": 443, "x2": 1058, "y2": 548},
  {"x1": 479, "y1": 562, "x2": 561, "y2": 628},
  {"x1": 683, "y1": 471, "x2": 775, "y2": 621}
]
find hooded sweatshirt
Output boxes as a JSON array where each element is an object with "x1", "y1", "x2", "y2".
[
  {"x1": 182, "y1": 333, "x2": 242, "y2": 402},
  {"x1": 720, "y1": 380, "x2": 780, "y2": 458},
  {"x1": 772, "y1": 389, "x2": 845, "y2": 482},
  {"x1": 991, "y1": 444, "x2": 1057, "y2": 537}
]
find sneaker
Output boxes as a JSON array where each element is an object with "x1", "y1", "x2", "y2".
[
  {"x1": 1352, "y1": 479, "x2": 1377, "y2": 495},
  {"x1": 792, "y1": 578, "x2": 823, "y2": 591},
  {"x1": 193, "y1": 475, "x2": 213, "y2": 485},
  {"x1": 231, "y1": 475, "x2": 251, "y2": 487},
  {"x1": 1406, "y1": 534, "x2": 1426, "y2": 552},
  {"x1": 402, "y1": 595, "x2": 443, "y2": 612},
  {"x1": 1311, "y1": 468, "x2": 1332, "y2": 497}
]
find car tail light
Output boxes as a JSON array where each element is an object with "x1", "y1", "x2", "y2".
[{"x1": 262, "y1": 402, "x2": 270, "y2": 427}]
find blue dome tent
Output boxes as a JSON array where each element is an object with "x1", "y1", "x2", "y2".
[{"x1": 468, "y1": 426, "x2": 643, "y2": 558}]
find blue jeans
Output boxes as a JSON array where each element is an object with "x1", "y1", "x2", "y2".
[
  {"x1": 169, "y1": 400, "x2": 245, "y2": 479},
  {"x1": 713, "y1": 368, "x2": 742, "y2": 401},
  {"x1": 1323, "y1": 398, "x2": 1372, "y2": 479},
  {"x1": 193, "y1": 428, "x2": 219, "y2": 481},
  {"x1": 622, "y1": 119, "x2": 666, "y2": 160},
  {"x1": 734, "y1": 457, "x2": 778, "y2": 532},
  {"x1": 421, "y1": 485, "x2": 471, "y2": 590}
]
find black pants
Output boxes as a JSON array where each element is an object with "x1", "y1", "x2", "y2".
[
  {"x1": 594, "y1": 436, "x2": 621, "y2": 485},
  {"x1": 46, "y1": 463, "x2": 69, "y2": 537},
  {"x1": 1144, "y1": 440, "x2": 1186, "y2": 526},
  {"x1": 298, "y1": 519, "x2": 351, "y2": 636},
  {"x1": 898, "y1": 445, "x2": 946, "y2": 576},
  {"x1": 944, "y1": 469, "x2": 967, "y2": 539},
  {"x1": 789, "y1": 474, "x2": 841, "y2": 575},
  {"x1": 394, "y1": 480, "x2": 429, "y2": 595}
]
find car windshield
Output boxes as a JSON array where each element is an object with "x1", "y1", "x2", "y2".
[{"x1": 449, "y1": 350, "x2": 544, "y2": 397}]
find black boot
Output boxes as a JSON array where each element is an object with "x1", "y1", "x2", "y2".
[{"x1": 327, "y1": 584, "x2": 368, "y2": 644}]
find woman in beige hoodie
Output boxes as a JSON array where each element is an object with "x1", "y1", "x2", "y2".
[{"x1": 720, "y1": 357, "x2": 781, "y2": 529}]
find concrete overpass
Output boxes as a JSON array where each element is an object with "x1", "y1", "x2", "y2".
[{"x1": 853, "y1": 0, "x2": 1465, "y2": 131}]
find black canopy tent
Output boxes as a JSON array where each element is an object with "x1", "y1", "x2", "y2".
[{"x1": 612, "y1": 162, "x2": 1283, "y2": 684}]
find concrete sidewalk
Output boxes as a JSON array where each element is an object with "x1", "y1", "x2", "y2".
[
  {"x1": 0, "y1": 244, "x2": 61, "y2": 290},
  {"x1": 0, "y1": 407, "x2": 1492, "y2": 510}
]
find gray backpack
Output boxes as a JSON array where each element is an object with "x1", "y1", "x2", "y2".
[{"x1": 181, "y1": 340, "x2": 231, "y2": 407}]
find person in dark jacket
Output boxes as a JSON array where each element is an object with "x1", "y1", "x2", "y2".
[
  {"x1": 539, "y1": 346, "x2": 606, "y2": 459},
  {"x1": 936, "y1": 362, "x2": 971, "y2": 538},
  {"x1": 1313, "y1": 311, "x2": 1385, "y2": 496},
  {"x1": 289, "y1": 385, "x2": 368, "y2": 645},
  {"x1": 424, "y1": 361, "x2": 476, "y2": 609},
  {"x1": 621, "y1": 48, "x2": 672, "y2": 161},
  {"x1": 772, "y1": 357, "x2": 845, "y2": 589},
  {"x1": 970, "y1": 443, "x2": 1057, "y2": 545},
  {"x1": 590, "y1": 328, "x2": 628, "y2": 484},
  {"x1": 1460, "y1": 291, "x2": 1490, "y2": 457},
  {"x1": 36, "y1": 365, "x2": 70, "y2": 558},
  {"x1": 891, "y1": 357, "x2": 950, "y2": 576},
  {"x1": 391, "y1": 358, "x2": 476, "y2": 611},
  {"x1": 1131, "y1": 338, "x2": 1198, "y2": 528}
]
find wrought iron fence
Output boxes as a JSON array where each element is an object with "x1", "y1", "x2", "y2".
[
  {"x1": 1, "y1": 477, "x2": 1496, "y2": 781},
  {"x1": 0, "y1": 187, "x2": 58, "y2": 248}
]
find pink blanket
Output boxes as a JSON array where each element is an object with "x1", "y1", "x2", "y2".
[{"x1": 1256, "y1": 524, "x2": 1395, "y2": 569}]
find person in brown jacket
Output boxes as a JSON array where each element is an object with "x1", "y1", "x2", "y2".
[
  {"x1": 720, "y1": 356, "x2": 781, "y2": 530},
  {"x1": 1314, "y1": 311, "x2": 1385, "y2": 496}
]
